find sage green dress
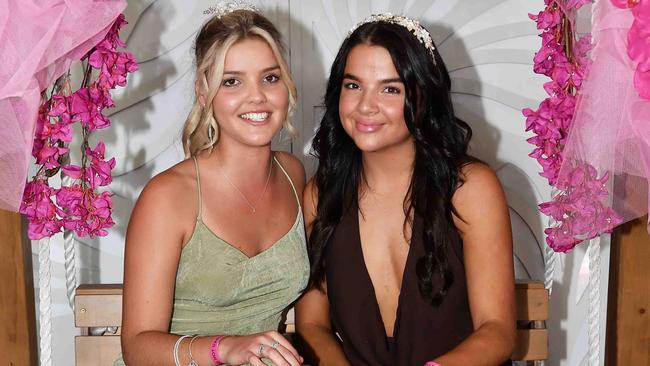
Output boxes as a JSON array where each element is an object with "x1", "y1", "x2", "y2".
[{"x1": 116, "y1": 155, "x2": 310, "y2": 365}]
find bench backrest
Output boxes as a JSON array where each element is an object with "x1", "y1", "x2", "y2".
[{"x1": 74, "y1": 281, "x2": 548, "y2": 364}]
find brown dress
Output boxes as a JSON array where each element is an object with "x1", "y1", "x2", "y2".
[{"x1": 325, "y1": 202, "x2": 512, "y2": 366}]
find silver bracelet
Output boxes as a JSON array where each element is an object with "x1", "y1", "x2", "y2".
[
  {"x1": 188, "y1": 335, "x2": 200, "y2": 366},
  {"x1": 173, "y1": 335, "x2": 192, "y2": 366}
]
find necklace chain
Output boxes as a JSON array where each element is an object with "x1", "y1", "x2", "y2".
[{"x1": 218, "y1": 155, "x2": 273, "y2": 213}]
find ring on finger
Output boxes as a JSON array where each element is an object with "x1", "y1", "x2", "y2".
[
  {"x1": 258, "y1": 343, "x2": 266, "y2": 357},
  {"x1": 270, "y1": 340, "x2": 280, "y2": 349}
]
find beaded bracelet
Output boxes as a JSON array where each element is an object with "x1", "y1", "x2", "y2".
[{"x1": 210, "y1": 335, "x2": 227, "y2": 365}]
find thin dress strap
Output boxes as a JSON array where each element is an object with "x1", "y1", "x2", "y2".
[
  {"x1": 192, "y1": 156, "x2": 202, "y2": 220},
  {"x1": 273, "y1": 155, "x2": 301, "y2": 209}
]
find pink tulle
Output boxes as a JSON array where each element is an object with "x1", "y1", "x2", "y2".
[
  {"x1": 0, "y1": 0, "x2": 126, "y2": 212},
  {"x1": 558, "y1": 0, "x2": 650, "y2": 236}
]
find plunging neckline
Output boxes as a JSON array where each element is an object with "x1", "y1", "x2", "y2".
[{"x1": 354, "y1": 205, "x2": 417, "y2": 341}]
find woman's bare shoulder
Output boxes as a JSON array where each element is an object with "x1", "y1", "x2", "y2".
[
  {"x1": 456, "y1": 162, "x2": 502, "y2": 201},
  {"x1": 274, "y1": 151, "x2": 306, "y2": 191},
  {"x1": 141, "y1": 159, "x2": 196, "y2": 203},
  {"x1": 452, "y1": 161, "x2": 508, "y2": 231},
  {"x1": 129, "y1": 158, "x2": 198, "y2": 234}
]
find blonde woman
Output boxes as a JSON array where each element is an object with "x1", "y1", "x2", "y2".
[{"x1": 119, "y1": 5, "x2": 308, "y2": 366}]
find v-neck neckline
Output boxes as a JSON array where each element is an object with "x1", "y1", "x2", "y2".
[
  {"x1": 196, "y1": 210, "x2": 301, "y2": 260},
  {"x1": 353, "y1": 204, "x2": 417, "y2": 342}
]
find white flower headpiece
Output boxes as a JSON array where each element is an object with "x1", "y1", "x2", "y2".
[
  {"x1": 203, "y1": 0, "x2": 260, "y2": 17},
  {"x1": 349, "y1": 13, "x2": 437, "y2": 64}
]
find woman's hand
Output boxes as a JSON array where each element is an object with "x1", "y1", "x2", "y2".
[{"x1": 219, "y1": 331, "x2": 303, "y2": 366}]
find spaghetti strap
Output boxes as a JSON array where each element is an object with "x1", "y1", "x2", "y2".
[
  {"x1": 273, "y1": 155, "x2": 301, "y2": 209},
  {"x1": 192, "y1": 156, "x2": 203, "y2": 220}
]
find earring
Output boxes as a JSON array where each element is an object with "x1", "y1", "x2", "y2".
[{"x1": 207, "y1": 124, "x2": 214, "y2": 143}]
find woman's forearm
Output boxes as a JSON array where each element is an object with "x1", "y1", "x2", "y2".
[
  {"x1": 433, "y1": 320, "x2": 515, "y2": 366},
  {"x1": 297, "y1": 324, "x2": 351, "y2": 366},
  {"x1": 122, "y1": 331, "x2": 221, "y2": 366}
]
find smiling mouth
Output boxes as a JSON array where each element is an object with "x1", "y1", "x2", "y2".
[
  {"x1": 239, "y1": 112, "x2": 270, "y2": 122},
  {"x1": 355, "y1": 120, "x2": 383, "y2": 132}
]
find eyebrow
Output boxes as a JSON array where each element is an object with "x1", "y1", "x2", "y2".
[
  {"x1": 223, "y1": 65, "x2": 281, "y2": 75},
  {"x1": 343, "y1": 73, "x2": 402, "y2": 84}
]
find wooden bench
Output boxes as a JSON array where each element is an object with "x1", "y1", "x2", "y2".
[{"x1": 74, "y1": 282, "x2": 548, "y2": 365}]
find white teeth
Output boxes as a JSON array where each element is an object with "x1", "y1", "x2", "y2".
[{"x1": 240, "y1": 112, "x2": 269, "y2": 122}]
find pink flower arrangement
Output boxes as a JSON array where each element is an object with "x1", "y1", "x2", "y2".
[
  {"x1": 524, "y1": 1, "x2": 621, "y2": 252},
  {"x1": 612, "y1": 0, "x2": 650, "y2": 99},
  {"x1": 20, "y1": 14, "x2": 137, "y2": 240},
  {"x1": 539, "y1": 165, "x2": 620, "y2": 252}
]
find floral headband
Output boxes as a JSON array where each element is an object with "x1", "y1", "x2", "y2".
[{"x1": 348, "y1": 13, "x2": 437, "y2": 64}]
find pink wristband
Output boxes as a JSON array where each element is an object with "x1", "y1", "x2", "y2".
[
  {"x1": 425, "y1": 362, "x2": 442, "y2": 366},
  {"x1": 210, "y1": 335, "x2": 226, "y2": 365}
]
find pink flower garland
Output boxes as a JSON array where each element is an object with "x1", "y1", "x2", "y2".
[
  {"x1": 524, "y1": 0, "x2": 621, "y2": 252},
  {"x1": 20, "y1": 14, "x2": 138, "y2": 240},
  {"x1": 611, "y1": 0, "x2": 650, "y2": 99}
]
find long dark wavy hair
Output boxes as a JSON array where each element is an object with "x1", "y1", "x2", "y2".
[{"x1": 308, "y1": 21, "x2": 478, "y2": 306}]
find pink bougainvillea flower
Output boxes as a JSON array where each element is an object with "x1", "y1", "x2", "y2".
[
  {"x1": 57, "y1": 184, "x2": 85, "y2": 216},
  {"x1": 104, "y1": 14, "x2": 128, "y2": 50},
  {"x1": 82, "y1": 15, "x2": 128, "y2": 61},
  {"x1": 533, "y1": 43, "x2": 562, "y2": 76},
  {"x1": 85, "y1": 142, "x2": 116, "y2": 188},
  {"x1": 543, "y1": 80, "x2": 563, "y2": 96},
  {"x1": 42, "y1": 119, "x2": 73, "y2": 144},
  {"x1": 90, "y1": 48, "x2": 139, "y2": 89},
  {"x1": 57, "y1": 184, "x2": 89, "y2": 236},
  {"x1": 529, "y1": 8, "x2": 562, "y2": 29},
  {"x1": 86, "y1": 14, "x2": 138, "y2": 90},
  {"x1": 553, "y1": 93, "x2": 577, "y2": 121},
  {"x1": 85, "y1": 191, "x2": 114, "y2": 237},
  {"x1": 70, "y1": 86, "x2": 111, "y2": 130},
  {"x1": 32, "y1": 103, "x2": 51, "y2": 156},
  {"x1": 48, "y1": 94, "x2": 72, "y2": 124},
  {"x1": 88, "y1": 157, "x2": 116, "y2": 187},
  {"x1": 545, "y1": 225, "x2": 580, "y2": 252},
  {"x1": 59, "y1": 187, "x2": 114, "y2": 238},
  {"x1": 551, "y1": 55, "x2": 572, "y2": 85},
  {"x1": 541, "y1": 163, "x2": 620, "y2": 252},
  {"x1": 62, "y1": 165, "x2": 84, "y2": 179},
  {"x1": 20, "y1": 181, "x2": 61, "y2": 239},
  {"x1": 36, "y1": 145, "x2": 69, "y2": 170},
  {"x1": 540, "y1": 31, "x2": 558, "y2": 48},
  {"x1": 61, "y1": 143, "x2": 116, "y2": 188},
  {"x1": 539, "y1": 199, "x2": 568, "y2": 221}
]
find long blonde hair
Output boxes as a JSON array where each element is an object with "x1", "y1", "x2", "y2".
[{"x1": 182, "y1": 10, "x2": 298, "y2": 157}]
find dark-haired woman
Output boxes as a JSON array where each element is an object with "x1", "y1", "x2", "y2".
[{"x1": 295, "y1": 14, "x2": 515, "y2": 366}]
